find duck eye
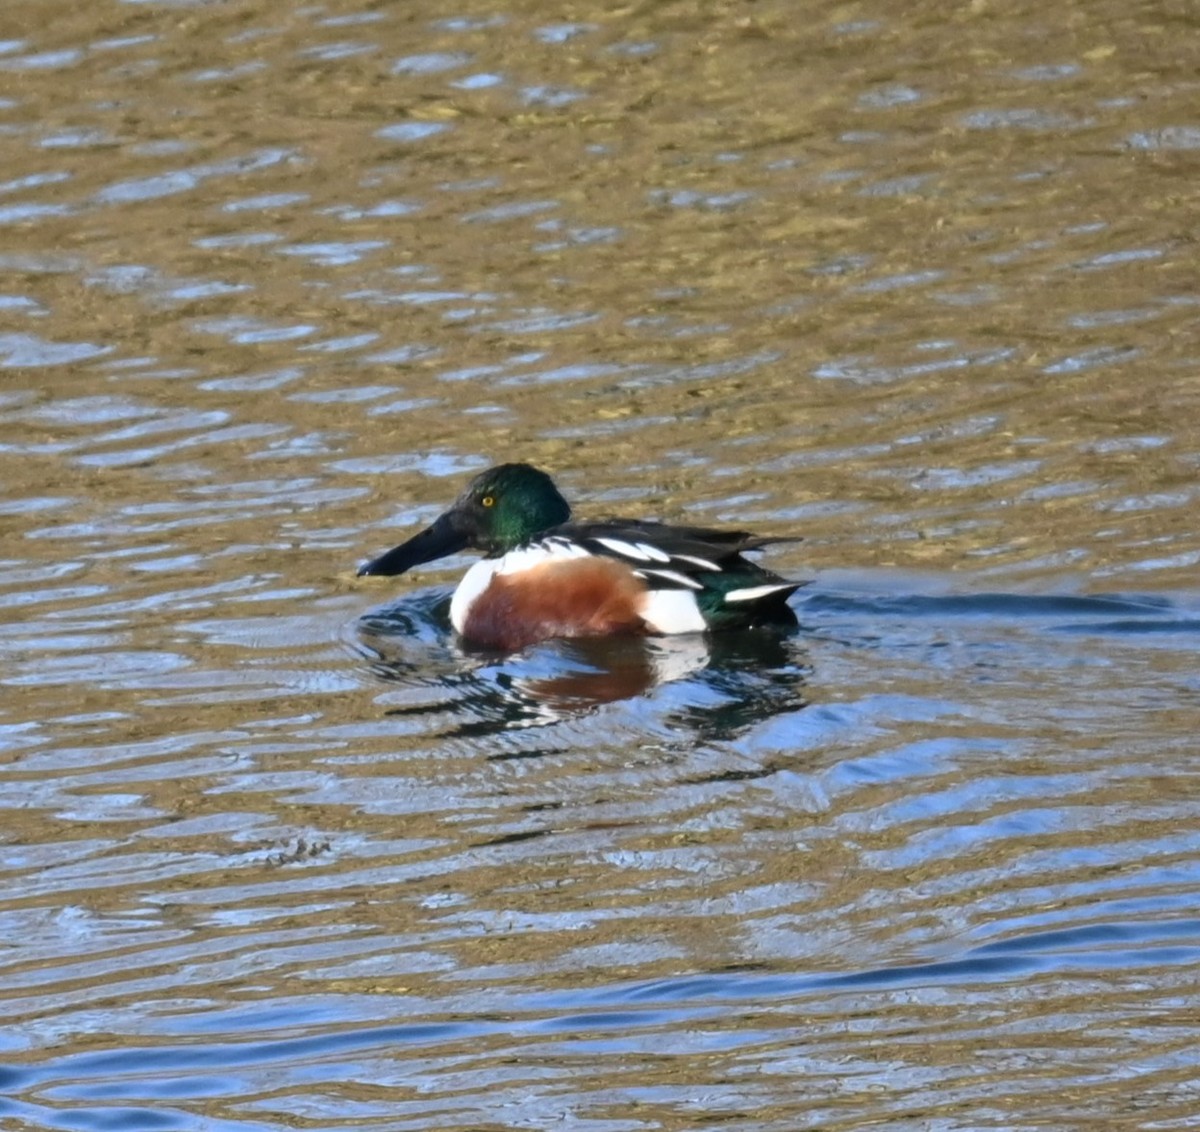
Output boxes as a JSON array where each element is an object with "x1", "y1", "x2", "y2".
[{"x1": 480, "y1": 494, "x2": 495, "y2": 508}]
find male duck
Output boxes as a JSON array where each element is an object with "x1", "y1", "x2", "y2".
[{"x1": 358, "y1": 463, "x2": 804, "y2": 652}]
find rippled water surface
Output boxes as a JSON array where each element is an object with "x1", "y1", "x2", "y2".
[{"x1": 3, "y1": 0, "x2": 1199, "y2": 1128}]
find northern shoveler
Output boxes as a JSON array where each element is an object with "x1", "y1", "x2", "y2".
[{"x1": 357, "y1": 462, "x2": 804, "y2": 652}]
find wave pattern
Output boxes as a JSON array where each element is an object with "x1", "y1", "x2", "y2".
[{"x1": 1, "y1": 0, "x2": 1199, "y2": 1128}]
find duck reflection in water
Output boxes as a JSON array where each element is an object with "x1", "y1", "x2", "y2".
[{"x1": 358, "y1": 602, "x2": 809, "y2": 740}]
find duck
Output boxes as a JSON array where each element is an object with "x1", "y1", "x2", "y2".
[{"x1": 357, "y1": 462, "x2": 804, "y2": 652}]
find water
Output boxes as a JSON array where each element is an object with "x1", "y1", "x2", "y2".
[{"x1": 2, "y1": 0, "x2": 1200, "y2": 1128}]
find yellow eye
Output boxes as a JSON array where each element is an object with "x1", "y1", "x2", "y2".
[{"x1": 480, "y1": 494, "x2": 495, "y2": 508}]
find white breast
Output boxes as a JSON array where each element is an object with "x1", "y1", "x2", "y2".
[{"x1": 450, "y1": 558, "x2": 501, "y2": 633}]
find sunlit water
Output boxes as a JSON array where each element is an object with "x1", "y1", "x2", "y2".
[{"x1": 2, "y1": 0, "x2": 1199, "y2": 1128}]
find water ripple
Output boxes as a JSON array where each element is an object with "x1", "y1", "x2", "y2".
[{"x1": 1, "y1": 3, "x2": 1198, "y2": 1128}]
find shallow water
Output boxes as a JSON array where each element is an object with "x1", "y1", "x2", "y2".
[{"x1": 2, "y1": 0, "x2": 1200, "y2": 1128}]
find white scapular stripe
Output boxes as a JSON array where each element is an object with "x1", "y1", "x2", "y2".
[
  {"x1": 642, "y1": 568, "x2": 703, "y2": 590},
  {"x1": 634, "y1": 541, "x2": 672, "y2": 563},
  {"x1": 638, "y1": 588, "x2": 707, "y2": 634},
  {"x1": 670, "y1": 552, "x2": 720, "y2": 571},
  {"x1": 594, "y1": 536, "x2": 653, "y2": 561},
  {"x1": 723, "y1": 582, "x2": 795, "y2": 603}
]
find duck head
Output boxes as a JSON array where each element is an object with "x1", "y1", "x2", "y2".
[{"x1": 357, "y1": 462, "x2": 571, "y2": 576}]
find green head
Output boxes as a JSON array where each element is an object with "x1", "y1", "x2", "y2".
[{"x1": 357, "y1": 463, "x2": 571, "y2": 576}]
